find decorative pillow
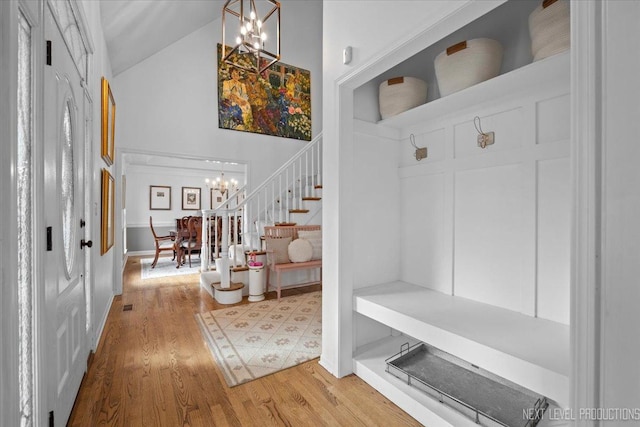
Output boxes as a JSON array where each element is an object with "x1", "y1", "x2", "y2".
[
  {"x1": 265, "y1": 236, "x2": 292, "y2": 264},
  {"x1": 288, "y1": 238, "x2": 313, "y2": 263},
  {"x1": 298, "y1": 230, "x2": 322, "y2": 260}
]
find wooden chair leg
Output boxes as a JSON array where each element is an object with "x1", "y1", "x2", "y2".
[
  {"x1": 266, "y1": 267, "x2": 271, "y2": 294},
  {"x1": 276, "y1": 270, "x2": 282, "y2": 301},
  {"x1": 151, "y1": 251, "x2": 160, "y2": 268}
]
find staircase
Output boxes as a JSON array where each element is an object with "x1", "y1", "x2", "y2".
[{"x1": 200, "y1": 133, "x2": 322, "y2": 272}]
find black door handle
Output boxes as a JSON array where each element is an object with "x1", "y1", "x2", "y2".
[{"x1": 80, "y1": 239, "x2": 93, "y2": 249}]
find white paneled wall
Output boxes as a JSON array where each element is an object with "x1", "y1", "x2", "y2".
[{"x1": 396, "y1": 89, "x2": 570, "y2": 324}]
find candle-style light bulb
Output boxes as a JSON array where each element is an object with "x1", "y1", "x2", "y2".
[
  {"x1": 250, "y1": 11, "x2": 256, "y2": 20},
  {"x1": 261, "y1": 32, "x2": 267, "y2": 41}
]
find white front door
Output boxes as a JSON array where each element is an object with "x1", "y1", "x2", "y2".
[{"x1": 43, "y1": 6, "x2": 89, "y2": 425}]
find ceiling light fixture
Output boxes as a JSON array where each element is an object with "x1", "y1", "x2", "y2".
[
  {"x1": 206, "y1": 171, "x2": 238, "y2": 197},
  {"x1": 222, "y1": 0, "x2": 281, "y2": 74}
]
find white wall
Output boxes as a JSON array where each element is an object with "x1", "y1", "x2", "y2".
[
  {"x1": 396, "y1": 88, "x2": 570, "y2": 325},
  {"x1": 112, "y1": 0, "x2": 322, "y2": 192},
  {"x1": 81, "y1": 0, "x2": 118, "y2": 351},
  {"x1": 126, "y1": 165, "x2": 244, "y2": 227}
]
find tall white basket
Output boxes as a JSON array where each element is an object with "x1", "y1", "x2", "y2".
[
  {"x1": 378, "y1": 76, "x2": 428, "y2": 120},
  {"x1": 529, "y1": 0, "x2": 570, "y2": 61},
  {"x1": 434, "y1": 38, "x2": 503, "y2": 97}
]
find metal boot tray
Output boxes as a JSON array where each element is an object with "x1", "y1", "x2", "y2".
[{"x1": 386, "y1": 342, "x2": 548, "y2": 427}]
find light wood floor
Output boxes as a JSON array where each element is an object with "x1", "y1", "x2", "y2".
[{"x1": 68, "y1": 256, "x2": 421, "y2": 426}]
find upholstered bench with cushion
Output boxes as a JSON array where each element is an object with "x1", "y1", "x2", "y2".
[{"x1": 264, "y1": 225, "x2": 322, "y2": 300}]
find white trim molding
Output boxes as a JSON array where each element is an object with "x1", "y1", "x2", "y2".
[{"x1": 570, "y1": 0, "x2": 602, "y2": 420}]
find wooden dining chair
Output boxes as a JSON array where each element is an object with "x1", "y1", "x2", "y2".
[
  {"x1": 149, "y1": 216, "x2": 176, "y2": 268},
  {"x1": 178, "y1": 216, "x2": 202, "y2": 268}
]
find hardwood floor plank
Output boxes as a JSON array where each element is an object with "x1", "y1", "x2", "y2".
[{"x1": 67, "y1": 256, "x2": 420, "y2": 426}]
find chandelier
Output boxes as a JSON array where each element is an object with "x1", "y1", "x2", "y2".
[
  {"x1": 222, "y1": 0, "x2": 281, "y2": 74},
  {"x1": 206, "y1": 172, "x2": 238, "y2": 197}
]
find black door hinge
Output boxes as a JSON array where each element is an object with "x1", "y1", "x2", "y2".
[
  {"x1": 49, "y1": 410, "x2": 54, "y2": 427},
  {"x1": 46, "y1": 40, "x2": 52, "y2": 66},
  {"x1": 46, "y1": 226, "x2": 52, "y2": 251}
]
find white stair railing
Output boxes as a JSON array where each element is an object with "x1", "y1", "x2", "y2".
[{"x1": 200, "y1": 133, "x2": 322, "y2": 271}]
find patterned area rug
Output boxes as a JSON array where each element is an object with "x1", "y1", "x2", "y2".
[
  {"x1": 140, "y1": 257, "x2": 200, "y2": 280},
  {"x1": 196, "y1": 291, "x2": 322, "y2": 387}
]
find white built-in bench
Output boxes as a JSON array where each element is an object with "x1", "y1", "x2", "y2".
[{"x1": 353, "y1": 281, "x2": 569, "y2": 415}]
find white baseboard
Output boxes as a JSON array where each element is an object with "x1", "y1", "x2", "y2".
[
  {"x1": 126, "y1": 250, "x2": 157, "y2": 257},
  {"x1": 92, "y1": 293, "x2": 114, "y2": 351}
]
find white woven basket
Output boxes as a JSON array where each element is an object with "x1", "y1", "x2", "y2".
[
  {"x1": 379, "y1": 76, "x2": 428, "y2": 120},
  {"x1": 434, "y1": 38, "x2": 503, "y2": 97},
  {"x1": 529, "y1": 0, "x2": 570, "y2": 61}
]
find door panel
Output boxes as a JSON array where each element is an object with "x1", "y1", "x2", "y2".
[{"x1": 44, "y1": 7, "x2": 88, "y2": 425}]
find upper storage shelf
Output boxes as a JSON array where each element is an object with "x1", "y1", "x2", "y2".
[
  {"x1": 377, "y1": 50, "x2": 570, "y2": 131},
  {"x1": 353, "y1": 0, "x2": 571, "y2": 131}
]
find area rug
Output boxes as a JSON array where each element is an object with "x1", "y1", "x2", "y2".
[
  {"x1": 140, "y1": 257, "x2": 200, "y2": 280},
  {"x1": 196, "y1": 291, "x2": 322, "y2": 387}
]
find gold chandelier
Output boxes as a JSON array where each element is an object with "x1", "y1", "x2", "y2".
[
  {"x1": 206, "y1": 172, "x2": 238, "y2": 197},
  {"x1": 222, "y1": 0, "x2": 281, "y2": 74}
]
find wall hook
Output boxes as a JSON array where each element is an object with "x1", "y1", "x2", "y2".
[
  {"x1": 474, "y1": 116, "x2": 495, "y2": 149},
  {"x1": 410, "y1": 134, "x2": 427, "y2": 161}
]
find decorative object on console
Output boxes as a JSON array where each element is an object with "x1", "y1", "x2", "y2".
[
  {"x1": 529, "y1": 0, "x2": 570, "y2": 62},
  {"x1": 221, "y1": 0, "x2": 280, "y2": 74},
  {"x1": 378, "y1": 76, "x2": 428, "y2": 120},
  {"x1": 434, "y1": 38, "x2": 503, "y2": 97},
  {"x1": 181, "y1": 186, "x2": 201, "y2": 210},
  {"x1": 100, "y1": 77, "x2": 115, "y2": 165},
  {"x1": 217, "y1": 44, "x2": 311, "y2": 141}
]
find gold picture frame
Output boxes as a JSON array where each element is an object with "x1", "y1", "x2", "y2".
[
  {"x1": 101, "y1": 77, "x2": 116, "y2": 165},
  {"x1": 101, "y1": 169, "x2": 115, "y2": 255}
]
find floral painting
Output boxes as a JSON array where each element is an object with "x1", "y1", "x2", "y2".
[{"x1": 217, "y1": 44, "x2": 311, "y2": 141}]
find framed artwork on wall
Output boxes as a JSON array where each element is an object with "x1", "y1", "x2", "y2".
[
  {"x1": 101, "y1": 77, "x2": 116, "y2": 165},
  {"x1": 217, "y1": 44, "x2": 312, "y2": 141},
  {"x1": 210, "y1": 188, "x2": 225, "y2": 210},
  {"x1": 149, "y1": 185, "x2": 171, "y2": 210},
  {"x1": 182, "y1": 187, "x2": 201, "y2": 210},
  {"x1": 101, "y1": 169, "x2": 115, "y2": 255}
]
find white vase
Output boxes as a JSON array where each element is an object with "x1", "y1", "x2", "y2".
[{"x1": 215, "y1": 257, "x2": 230, "y2": 288}]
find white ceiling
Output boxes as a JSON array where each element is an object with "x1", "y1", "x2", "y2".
[{"x1": 100, "y1": 0, "x2": 224, "y2": 76}]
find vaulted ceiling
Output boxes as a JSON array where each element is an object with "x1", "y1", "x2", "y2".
[{"x1": 100, "y1": 0, "x2": 224, "y2": 76}]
